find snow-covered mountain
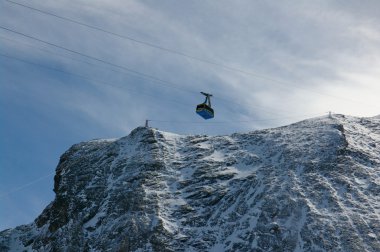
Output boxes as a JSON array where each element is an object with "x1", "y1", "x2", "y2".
[{"x1": 1, "y1": 114, "x2": 379, "y2": 251}]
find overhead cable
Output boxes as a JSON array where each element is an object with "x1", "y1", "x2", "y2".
[
  {"x1": 149, "y1": 113, "x2": 325, "y2": 124},
  {"x1": 0, "y1": 52, "x2": 290, "y2": 118},
  {"x1": 0, "y1": 172, "x2": 55, "y2": 199},
  {"x1": 0, "y1": 30, "x2": 286, "y2": 116},
  {"x1": 0, "y1": 53, "x2": 192, "y2": 107},
  {"x1": 0, "y1": 25, "x2": 197, "y2": 95}
]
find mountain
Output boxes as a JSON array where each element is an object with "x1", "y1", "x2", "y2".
[{"x1": 1, "y1": 114, "x2": 379, "y2": 252}]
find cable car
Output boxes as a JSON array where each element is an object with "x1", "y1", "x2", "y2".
[{"x1": 196, "y1": 92, "x2": 214, "y2": 119}]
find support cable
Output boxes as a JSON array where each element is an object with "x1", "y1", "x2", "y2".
[
  {"x1": 0, "y1": 172, "x2": 55, "y2": 199},
  {"x1": 0, "y1": 31, "x2": 287, "y2": 116},
  {"x1": 0, "y1": 53, "x2": 293, "y2": 118},
  {"x1": 0, "y1": 25, "x2": 197, "y2": 95},
  {"x1": 149, "y1": 113, "x2": 326, "y2": 125},
  {"x1": 0, "y1": 53, "x2": 192, "y2": 107}
]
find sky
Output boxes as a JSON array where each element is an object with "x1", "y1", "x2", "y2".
[{"x1": 0, "y1": 0, "x2": 379, "y2": 231}]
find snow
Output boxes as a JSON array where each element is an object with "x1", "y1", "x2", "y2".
[
  {"x1": 368, "y1": 233, "x2": 377, "y2": 239},
  {"x1": 83, "y1": 211, "x2": 106, "y2": 229},
  {"x1": 204, "y1": 150, "x2": 225, "y2": 162}
]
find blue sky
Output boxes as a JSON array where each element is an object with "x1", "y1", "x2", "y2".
[{"x1": 1, "y1": 0, "x2": 379, "y2": 230}]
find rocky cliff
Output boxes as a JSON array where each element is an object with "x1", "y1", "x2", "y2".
[{"x1": 1, "y1": 114, "x2": 379, "y2": 251}]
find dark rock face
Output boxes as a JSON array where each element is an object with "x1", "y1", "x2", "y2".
[{"x1": 1, "y1": 115, "x2": 379, "y2": 251}]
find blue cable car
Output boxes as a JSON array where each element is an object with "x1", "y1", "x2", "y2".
[{"x1": 196, "y1": 92, "x2": 214, "y2": 119}]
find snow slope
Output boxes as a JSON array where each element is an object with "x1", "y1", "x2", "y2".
[{"x1": 0, "y1": 114, "x2": 379, "y2": 251}]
